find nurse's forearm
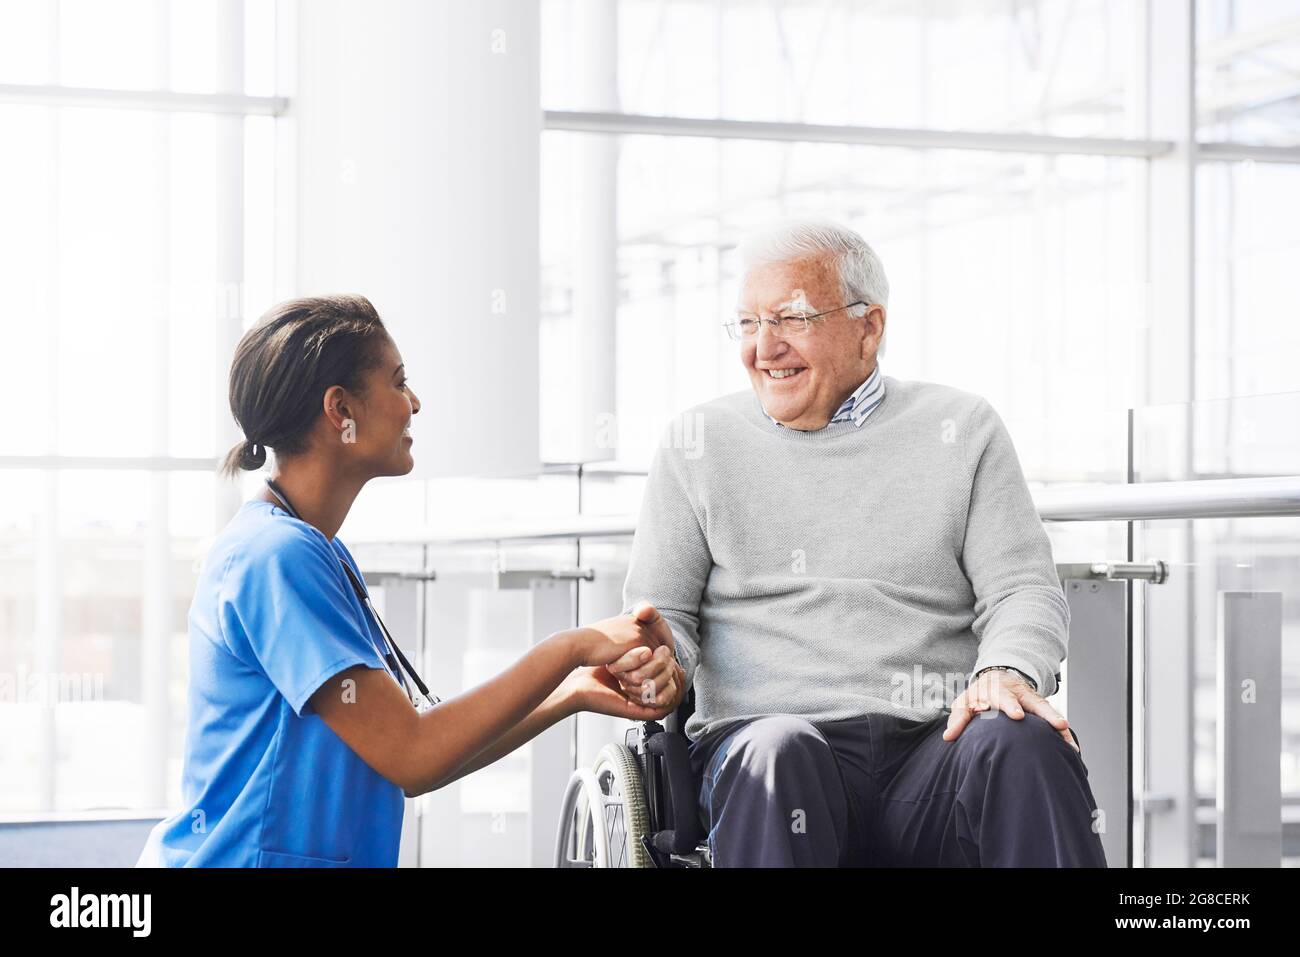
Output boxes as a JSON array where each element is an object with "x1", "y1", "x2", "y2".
[
  {"x1": 404, "y1": 631, "x2": 580, "y2": 795},
  {"x1": 421, "y1": 687, "x2": 572, "y2": 792}
]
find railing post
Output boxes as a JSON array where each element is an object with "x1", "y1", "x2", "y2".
[
  {"x1": 1143, "y1": 533, "x2": 1198, "y2": 865},
  {"x1": 491, "y1": 565, "x2": 593, "y2": 866},
  {"x1": 1062, "y1": 577, "x2": 1131, "y2": 868},
  {"x1": 368, "y1": 577, "x2": 423, "y2": 868},
  {"x1": 524, "y1": 577, "x2": 579, "y2": 867},
  {"x1": 1217, "y1": 591, "x2": 1282, "y2": 867}
]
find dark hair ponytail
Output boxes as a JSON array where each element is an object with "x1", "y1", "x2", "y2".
[
  {"x1": 228, "y1": 438, "x2": 268, "y2": 474},
  {"x1": 220, "y1": 294, "x2": 389, "y2": 480}
]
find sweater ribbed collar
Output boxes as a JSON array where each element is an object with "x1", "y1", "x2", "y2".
[{"x1": 756, "y1": 363, "x2": 888, "y2": 436}]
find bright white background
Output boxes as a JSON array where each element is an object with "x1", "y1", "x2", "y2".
[{"x1": 0, "y1": 0, "x2": 1297, "y2": 865}]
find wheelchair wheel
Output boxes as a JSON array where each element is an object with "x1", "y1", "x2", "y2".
[{"x1": 554, "y1": 743, "x2": 652, "y2": 868}]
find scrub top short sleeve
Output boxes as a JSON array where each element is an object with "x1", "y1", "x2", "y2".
[
  {"x1": 138, "y1": 501, "x2": 406, "y2": 867},
  {"x1": 219, "y1": 524, "x2": 384, "y2": 716}
]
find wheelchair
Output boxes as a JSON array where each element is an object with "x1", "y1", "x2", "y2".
[
  {"x1": 554, "y1": 668, "x2": 1092, "y2": 868},
  {"x1": 554, "y1": 688, "x2": 712, "y2": 868}
]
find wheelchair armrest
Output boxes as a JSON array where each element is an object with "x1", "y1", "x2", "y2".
[
  {"x1": 663, "y1": 686, "x2": 695, "y2": 736},
  {"x1": 645, "y1": 730, "x2": 705, "y2": 856}
]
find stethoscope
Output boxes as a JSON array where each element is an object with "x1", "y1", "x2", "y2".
[{"x1": 264, "y1": 477, "x2": 440, "y2": 712}]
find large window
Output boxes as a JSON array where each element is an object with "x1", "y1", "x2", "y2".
[
  {"x1": 536, "y1": 0, "x2": 1300, "y2": 869},
  {"x1": 542, "y1": 0, "x2": 1139, "y2": 135},
  {"x1": 0, "y1": 0, "x2": 285, "y2": 813},
  {"x1": 2, "y1": 1, "x2": 1298, "y2": 852},
  {"x1": 538, "y1": 0, "x2": 1300, "y2": 480},
  {"x1": 543, "y1": 132, "x2": 1142, "y2": 479},
  {"x1": 1197, "y1": 0, "x2": 1300, "y2": 147}
]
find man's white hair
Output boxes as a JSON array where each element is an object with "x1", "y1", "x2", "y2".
[{"x1": 738, "y1": 217, "x2": 889, "y2": 355}]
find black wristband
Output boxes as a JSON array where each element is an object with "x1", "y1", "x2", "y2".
[{"x1": 975, "y1": 665, "x2": 1037, "y2": 693}]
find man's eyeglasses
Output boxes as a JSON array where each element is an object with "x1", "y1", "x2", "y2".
[{"x1": 723, "y1": 301, "x2": 870, "y2": 340}]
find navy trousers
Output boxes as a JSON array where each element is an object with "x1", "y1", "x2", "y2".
[{"x1": 688, "y1": 709, "x2": 1108, "y2": 867}]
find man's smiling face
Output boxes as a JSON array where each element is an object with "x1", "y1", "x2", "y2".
[{"x1": 736, "y1": 255, "x2": 880, "y2": 431}]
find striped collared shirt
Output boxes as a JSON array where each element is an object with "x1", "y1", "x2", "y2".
[{"x1": 764, "y1": 363, "x2": 886, "y2": 430}]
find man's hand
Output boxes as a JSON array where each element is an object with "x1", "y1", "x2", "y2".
[
  {"x1": 943, "y1": 668, "x2": 1079, "y2": 753},
  {"x1": 556, "y1": 659, "x2": 681, "y2": 721},
  {"x1": 607, "y1": 601, "x2": 688, "y2": 713}
]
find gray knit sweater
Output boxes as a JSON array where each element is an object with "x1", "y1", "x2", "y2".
[{"x1": 621, "y1": 375, "x2": 1069, "y2": 743}]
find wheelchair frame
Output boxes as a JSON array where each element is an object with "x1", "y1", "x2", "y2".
[{"x1": 554, "y1": 689, "x2": 713, "y2": 868}]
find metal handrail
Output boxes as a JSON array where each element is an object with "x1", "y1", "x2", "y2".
[
  {"x1": 1035, "y1": 475, "x2": 1300, "y2": 522},
  {"x1": 346, "y1": 474, "x2": 1300, "y2": 547}
]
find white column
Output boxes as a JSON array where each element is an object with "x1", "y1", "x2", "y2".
[{"x1": 293, "y1": 0, "x2": 541, "y2": 479}]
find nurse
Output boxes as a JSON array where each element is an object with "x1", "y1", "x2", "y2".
[{"x1": 137, "y1": 294, "x2": 684, "y2": 867}]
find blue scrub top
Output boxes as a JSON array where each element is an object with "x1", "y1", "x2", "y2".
[{"x1": 138, "y1": 499, "x2": 406, "y2": 867}]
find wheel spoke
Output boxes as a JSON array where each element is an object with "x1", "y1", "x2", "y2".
[
  {"x1": 598, "y1": 768, "x2": 632, "y2": 868},
  {"x1": 604, "y1": 802, "x2": 627, "y2": 867},
  {"x1": 558, "y1": 746, "x2": 648, "y2": 869}
]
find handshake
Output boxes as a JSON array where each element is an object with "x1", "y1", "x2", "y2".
[{"x1": 559, "y1": 600, "x2": 688, "y2": 722}]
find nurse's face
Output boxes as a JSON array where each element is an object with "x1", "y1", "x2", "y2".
[{"x1": 339, "y1": 335, "x2": 421, "y2": 478}]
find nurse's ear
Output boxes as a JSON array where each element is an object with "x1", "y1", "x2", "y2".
[{"x1": 321, "y1": 384, "x2": 357, "y2": 436}]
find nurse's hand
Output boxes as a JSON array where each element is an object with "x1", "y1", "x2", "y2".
[
  {"x1": 606, "y1": 602, "x2": 686, "y2": 712},
  {"x1": 566, "y1": 604, "x2": 668, "y2": 668},
  {"x1": 556, "y1": 663, "x2": 680, "y2": 721}
]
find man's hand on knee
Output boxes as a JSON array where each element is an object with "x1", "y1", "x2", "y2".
[{"x1": 942, "y1": 670, "x2": 1078, "y2": 752}]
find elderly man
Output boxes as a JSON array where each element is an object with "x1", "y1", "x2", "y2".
[{"x1": 607, "y1": 218, "x2": 1106, "y2": 867}]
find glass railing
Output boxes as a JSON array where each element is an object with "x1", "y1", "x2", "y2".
[
  {"x1": 349, "y1": 414, "x2": 1300, "y2": 868},
  {"x1": 349, "y1": 468, "x2": 640, "y2": 868},
  {"x1": 1131, "y1": 392, "x2": 1300, "y2": 868}
]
